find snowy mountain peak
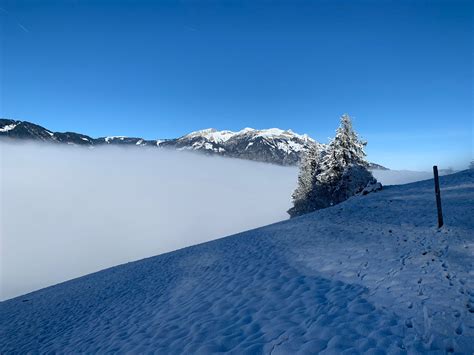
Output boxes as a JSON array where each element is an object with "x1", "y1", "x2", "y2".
[
  {"x1": 182, "y1": 127, "x2": 314, "y2": 143},
  {"x1": 160, "y1": 126, "x2": 320, "y2": 165},
  {"x1": 252, "y1": 128, "x2": 315, "y2": 142},
  {"x1": 238, "y1": 127, "x2": 255, "y2": 134},
  {"x1": 184, "y1": 128, "x2": 236, "y2": 143},
  {"x1": 186, "y1": 128, "x2": 217, "y2": 136}
]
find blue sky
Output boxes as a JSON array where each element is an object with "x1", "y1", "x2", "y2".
[{"x1": 1, "y1": 0, "x2": 472, "y2": 170}]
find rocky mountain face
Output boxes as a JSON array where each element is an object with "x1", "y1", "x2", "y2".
[
  {"x1": 0, "y1": 118, "x2": 387, "y2": 169},
  {"x1": 0, "y1": 119, "x2": 61, "y2": 142},
  {"x1": 160, "y1": 128, "x2": 326, "y2": 166}
]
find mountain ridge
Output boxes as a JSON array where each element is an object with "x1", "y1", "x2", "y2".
[{"x1": 0, "y1": 118, "x2": 388, "y2": 169}]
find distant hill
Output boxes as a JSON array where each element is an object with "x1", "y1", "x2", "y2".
[{"x1": 0, "y1": 118, "x2": 388, "y2": 169}]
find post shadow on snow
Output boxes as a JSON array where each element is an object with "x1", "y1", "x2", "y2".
[
  {"x1": 362, "y1": 171, "x2": 472, "y2": 229},
  {"x1": 1, "y1": 225, "x2": 420, "y2": 353}
]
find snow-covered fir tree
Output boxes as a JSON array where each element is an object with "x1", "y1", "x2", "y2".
[
  {"x1": 288, "y1": 114, "x2": 377, "y2": 218},
  {"x1": 289, "y1": 144, "x2": 325, "y2": 215},
  {"x1": 318, "y1": 114, "x2": 368, "y2": 183}
]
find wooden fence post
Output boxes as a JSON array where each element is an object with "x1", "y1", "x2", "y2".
[{"x1": 433, "y1": 166, "x2": 444, "y2": 228}]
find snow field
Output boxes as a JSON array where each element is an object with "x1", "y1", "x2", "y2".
[{"x1": 0, "y1": 170, "x2": 472, "y2": 353}]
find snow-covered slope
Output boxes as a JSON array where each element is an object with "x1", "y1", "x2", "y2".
[{"x1": 1, "y1": 173, "x2": 472, "y2": 353}]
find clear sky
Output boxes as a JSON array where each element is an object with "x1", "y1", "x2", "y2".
[{"x1": 1, "y1": 0, "x2": 472, "y2": 170}]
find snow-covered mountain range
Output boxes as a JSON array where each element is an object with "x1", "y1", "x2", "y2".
[
  {"x1": 0, "y1": 118, "x2": 387, "y2": 168},
  {"x1": 0, "y1": 119, "x2": 158, "y2": 147},
  {"x1": 160, "y1": 127, "x2": 324, "y2": 166}
]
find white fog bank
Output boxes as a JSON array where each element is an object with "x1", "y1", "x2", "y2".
[
  {"x1": 0, "y1": 143, "x2": 298, "y2": 300},
  {"x1": 371, "y1": 169, "x2": 447, "y2": 186},
  {"x1": 0, "y1": 143, "x2": 446, "y2": 301}
]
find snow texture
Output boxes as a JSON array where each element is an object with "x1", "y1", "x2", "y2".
[
  {"x1": 1, "y1": 170, "x2": 473, "y2": 353},
  {"x1": 185, "y1": 128, "x2": 237, "y2": 144},
  {"x1": 184, "y1": 128, "x2": 315, "y2": 145},
  {"x1": 0, "y1": 123, "x2": 18, "y2": 132}
]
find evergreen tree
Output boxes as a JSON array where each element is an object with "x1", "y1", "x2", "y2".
[
  {"x1": 288, "y1": 144, "x2": 325, "y2": 216},
  {"x1": 318, "y1": 114, "x2": 368, "y2": 184},
  {"x1": 291, "y1": 144, "x2": 322, "y2": 202},
  {"x1": 288, "y1": 114, "x2": 377, "y2": 218}
]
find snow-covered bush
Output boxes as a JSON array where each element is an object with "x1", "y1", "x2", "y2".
[
  {"x1": 288, "y1": 114, "x2": 378, "y2": 218},
  {"x1": 359, "y1": 180, "x2": 383, "y2": 195},
  {"x1": 333, "y1": 164, "x2": 378, "y2": 200}
]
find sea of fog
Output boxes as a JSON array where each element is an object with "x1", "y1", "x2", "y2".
[
  {"x1": 0, "y1": 143, "x2": 298, "y2": 300},
  {"x1": 0, "y1": 143, "x2": 439, "y2": 300}
]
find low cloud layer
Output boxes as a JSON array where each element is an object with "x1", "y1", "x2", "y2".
[
  {"x1": 0, "y1": 143, "x2": 447, "y2": 301},
  {"x1": 1, "y1": 143, "x2": 298, "y2": 300},
  {"x1": 372, "y1": 169, "x2": 441, "y2": 186}
]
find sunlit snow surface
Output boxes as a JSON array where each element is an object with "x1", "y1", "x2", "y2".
[
  {"x1": 1, "y1": 170, "x2": 472, "y2": 353},
  {"x1": 183, "y1": 127, "x2": 314, "y2": 145},
  {"x1": 0, "y1": 123, "x2": 18, "y2": 132}
]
